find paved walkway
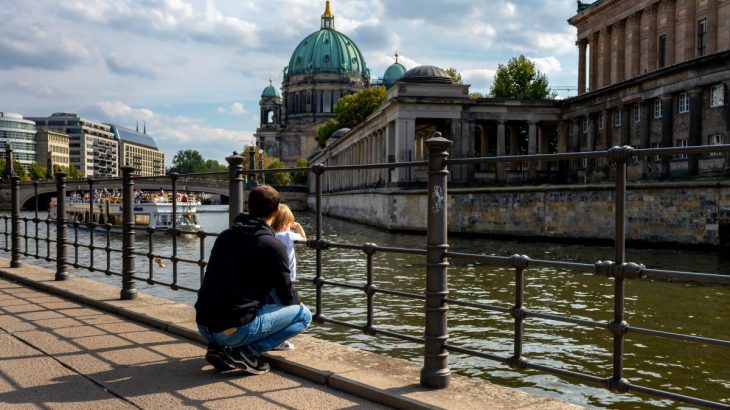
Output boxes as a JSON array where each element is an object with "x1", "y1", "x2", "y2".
[
  {"x1": 0, "y1": 258, "x2": 580, "y2": 409},
  {"x1": 0, "y1": 276, "x2": 389, "y2": 409}
]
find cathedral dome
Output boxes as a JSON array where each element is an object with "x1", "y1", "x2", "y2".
[
  {"x1": 286, "y1": 1, "x2": 369, "y2": 80},
  {"x1": 400, "y1": 65, "x2": 454, "y2": 84}
]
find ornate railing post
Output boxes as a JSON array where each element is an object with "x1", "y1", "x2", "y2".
[
  {"x1": 312, "y1": 163, "x2": 326, "y2": 322},
  {"x1": 248, "y1": 147, "x2": 257, "y2": 186},
  {"x1": 55, "y1": 172, "x2": 68, "y2": 280},
  {"x1": 421, "y1": 132, "x2": 451, "y2": 389},
  {"x1": 10, "y1": 173, "x2": 21, "y2": 268},
  {"x1": 607, "y1": 145, "x2": 634, "y2": 393},
  {"x1": 120, "y1": 166, "x2": 138, "y2": 300},
  {"x1": 225, "y1": 152, "x2": 244, "y2": 227}
]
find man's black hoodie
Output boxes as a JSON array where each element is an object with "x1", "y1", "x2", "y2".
[{"x1": 195, "y1": 213, "x2": 300, "y2": 332}]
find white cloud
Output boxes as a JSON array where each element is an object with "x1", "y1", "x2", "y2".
[
  {"x1": 217, "y1": 102, "x2": 247, "y2": 116},
  {"x1": 530, "y1": 56, "x2": 562, "y2": 74}
]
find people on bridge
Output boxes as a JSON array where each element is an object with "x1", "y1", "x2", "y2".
[{"x1": 195, "y1": 185, "x2": 311, "y2": 375}]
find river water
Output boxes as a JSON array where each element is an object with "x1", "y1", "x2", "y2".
[{"x1": 4, "y1": 207, "x2": 729, "y2": 409}]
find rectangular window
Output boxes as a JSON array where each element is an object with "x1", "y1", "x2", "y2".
[
  {"x1": 659, "y1": 35, "x2": 667, "y2": 68},
  {"x1": 678, "y1": 92, "x2": 690, "y2": 113},
  {"x1": 654, "y1": 100, "x2": 663, "y2": 118},
  {"x1": 614, "y1": 109, "x2": 622, "y2": 127},
  {"x1": 711, "y1": 84, "x2": 725, "y2": 107},
  {"x1": 598, "y1": 113, "x2": 604, "y2": 130},
  {"x1": 698, "y1": 19, "x2": 707, "y2": 57},
  {"x1": 633, "y1": 105, "x2": 641, "y2": 123},
  {"x1": 710, "y1": 134, "x2": 723, "y2": 156},
  {"x1": 676, "y1": 138, "x2": 689, "y2": 159},
  {"x1": 651, "y1": 142, "x2": 662, "y2": 162},
  {"x1": 582, "y1": 117, "x2": 588, "y2": 134}
]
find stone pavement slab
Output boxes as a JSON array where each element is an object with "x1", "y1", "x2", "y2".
[{"x1": 0, "y1": 257, "x2": 581, "y2": 409}]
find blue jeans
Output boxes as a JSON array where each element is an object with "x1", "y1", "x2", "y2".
[{"x1": 198, "y1": 303, "x2": 312, "y2": 356}]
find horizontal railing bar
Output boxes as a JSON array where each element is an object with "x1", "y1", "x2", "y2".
[
  {"x1": 641, "y1": 268, "x2": 730, "y2": 284},
  {"x1": 320, "y1": 279, "x2": 364, "y2": 291},
  {"x1": 627, "y1": 326, "x2": 730, "y2": 347},
  {"x1": 627, "y1": 383, "x2": 727, "y2": 409},
  {"x1": 445, "y1": 298, "x2": 511, "y2": 314},
  {"x1": 321, "y1": 160, "x2": 429, "y2": 172},
  {"x1": 321, "y1": 242, "x2": 427, "y2": 256},
  {"x1": 443, "y1": 343, "x2": 511, "y2": 365},
  {"x1": 130, "y1": 276, "x2": 198, "y2": 293},
  {"x1": 373, "y1": 328, "x2": 424, "y2": 344},
  {"x1": 376, "y1": 288, "x2": 426, "y2": 300},
  {"x1": 525, "y1": 311, "x2": 607, "y2": 329},
  {"x1": 318, "y1": 316, "x2": 365, "y2": 331}
]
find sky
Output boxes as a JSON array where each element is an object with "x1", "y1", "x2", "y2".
[{"x1": 0, "y1": 0, "x2": 581, "y2": 167}]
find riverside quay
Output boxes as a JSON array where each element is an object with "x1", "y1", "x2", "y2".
[{"x1": 1, "y1": 136, "x2": 730, "y2": 408}]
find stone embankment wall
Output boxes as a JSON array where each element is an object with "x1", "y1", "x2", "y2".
[{"x1": 308, "y1": 181, "x2": 730, "y2": 246}]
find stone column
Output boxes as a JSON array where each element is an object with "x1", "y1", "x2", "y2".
[
  {"x1": 629, "y1": 12, "x2": 642, "y2": 77},
  {"x1": 614, "y1": 20, "x2": 626, "y2": 83},
  {"x1": 394, "y1": 118, "x2": 415, "y2": 183},
  {"x1": 600, "y1": 27, "x2": 612, "y2": 87},
  {"x1": 578, "y1": 39, "x2": 588, "y2": 94},
  {"x1": 665, "y1": 0, "x2": 677, "y2": 65},
  {"x1": 708, "y1": 0, "x2": 719, "y2": 54},
  {"x1": 590, "y1": 31, "x2": 600, "y2": 91},
  {"x1": 661, "y1": 95, "x2": 674, "y2": 178},
  {"x1": 621, "y1": 105, "x2": 630, "y2": 146},
  {"x1": 496, "y1": 121, "x2": 506, "y2": 182},
  {"x1": 648, "y1": 4, "x2": 658, "y2": 72},
  {"x1": 685, "y1": 0, "x2": 697, "y2": 60},
  {"x1": 527, "y1": 121, "x2": 538, "y2": 179},
  {"x1": 688, "y1": 88, "x2": 703, "y2": 175}
]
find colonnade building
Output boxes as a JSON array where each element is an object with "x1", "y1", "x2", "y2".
[{"x1": 309, "y1": 0, "x2": 729, "y2": 190}]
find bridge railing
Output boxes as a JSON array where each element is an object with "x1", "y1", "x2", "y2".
[{"x1": 2, "y1": 142, "x2": 730, "y2": 408}]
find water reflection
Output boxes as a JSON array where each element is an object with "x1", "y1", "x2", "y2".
[{"x1": 5, "y1": 208, "x2": 729, "y2": 409}]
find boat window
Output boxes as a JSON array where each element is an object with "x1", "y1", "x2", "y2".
[{"x1": 135, "y1": 214, "x2": 150, "y2": 226}]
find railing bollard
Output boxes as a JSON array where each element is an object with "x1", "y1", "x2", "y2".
[
  {"x1": 120, "y1": 166, "x2": 138, "y2": 300},
  {"x1": 10, "y1": 174, "x2": 21, "y2": 268},
  {"x1": 421, "y1": 132, "x2": 452, "y2": 389},
  {"x1": 225, "y1": 152, "x2": 244, "y2": 227},
  {"x1": 312, "y1": 163, "x2": 326, "y2": 322},
  {"x1": 248, "y1": 147, "x2": 256, "y2": 186},
  {"x1": 55, "y1": 172, "x2": 68, "y2": 280},
  {"x1": 607, "y1": 145, "x2": 633, "y2": 393}
]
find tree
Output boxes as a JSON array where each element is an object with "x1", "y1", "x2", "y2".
[
  {"x1": 265, "y1": 159, "x2": 291, "y2": 186},
  {"x1": 169, "y1": 149, "x2": 207, "y2": 174},
  {"x1": 469, "y1": 91, "x2": 485, "y2": 99},
  {"x1": 291, "y1": 158, "x2": 309, "y2": 185},
  {"x1": 489, "y1": 55, "x2": 556, "y2": 100},
  {"x1": 28, "y1": 162, "x2": 47, "y2": 181},
  {"x1": 445, "y1": 67, "x2": 463, "y2": 84},
  {"x1": 315, "y1": 86, "x2": 387, "y2": 148}
]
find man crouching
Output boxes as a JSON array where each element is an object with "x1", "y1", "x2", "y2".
[{"x1": 195, "y1": 185, "x2": 312, "y2": 374}]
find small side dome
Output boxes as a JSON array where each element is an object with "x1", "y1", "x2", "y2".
[
  {"x1": 330, "y1": 128, "x2": 350, "y2": 139},
  {"x1": 383, "y1": 51, "x2": 406, "y2": 88},
  {"x1": 400, "y1": 65, "x2": 454, "y2": 84},
  {"x1": 261, "y1": 79, "x2": 280, "y2": 98}
]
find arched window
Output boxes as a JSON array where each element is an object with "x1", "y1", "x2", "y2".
[{"x1": 267, "y1": 111, "x2": 275, "y2": 124}]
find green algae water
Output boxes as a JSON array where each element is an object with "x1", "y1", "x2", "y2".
[{"x1": 7, "y1": 208, "x2": 729, "y2": 409}]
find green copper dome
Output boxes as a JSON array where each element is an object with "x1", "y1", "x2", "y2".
[
  {"x1": 286, "y1": 1, "x2": 369, "y2": 80},
  {"x1": 382, "y1": 52, "x2": 406, "y2": 88},
  {"x1": 261, "y1": 79, "x2": 280, "y2": 98}
]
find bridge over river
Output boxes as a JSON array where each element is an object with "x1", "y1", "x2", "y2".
[{"x1": 0, "y1": 178, "x2": 307, "y2": 211}]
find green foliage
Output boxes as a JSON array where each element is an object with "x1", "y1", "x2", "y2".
[
  {"x1": 314, "y1": 86, "x2": 386, "y2": 148},
  {"x1": 291, "y1": 158, "x2": 309, "y2": 185},
  {"x1": 265, "y1": 159, "x2": 290, "y2": 186},
  {"x1": 469, "y1": 91, "x2": 485, "y2": 99},
  {"x1": 315, "y1": 119, "x2": 342, "y2": 148},
  {"x1": 489, "y1": 55, "x2": 556, "y2": 100},
  {"x1": 28, "y1": 162, "x2": 47, "y2": 181},
  {"x1": 50, "y1": 164, "x2": 81, "y2": 179},
  {"x1": 204, "y1": 159, "x2": 227, "y2": 172},
  {"x1": 0, "y1": 159, "x2": 29, "y2": 181},
  {"x1": 445, "y1": 67, "x2": 463, "y2": 84},
  {"x1": 169, "y1": 149, "x2": 207, "y2": 174}
]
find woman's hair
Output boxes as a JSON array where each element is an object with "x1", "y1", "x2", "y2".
[{"x1": 271, "y1": 204, "x2": 294, "y2": 231}]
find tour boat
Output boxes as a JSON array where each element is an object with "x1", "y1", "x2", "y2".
[{"x1": 49, "y1": 191, "x2": 201, "y2": 234}]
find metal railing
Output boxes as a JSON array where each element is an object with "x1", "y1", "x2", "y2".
[{"x1": 1, "y1": 142, "x2": 730, "y2": 408}]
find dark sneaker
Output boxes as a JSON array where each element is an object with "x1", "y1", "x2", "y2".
[
  {"x1": 206, "y1": 343, "x2": 234, "y2": 372},
  {"x1": 272, "y1": 341, "x2": 295, "y2": 351},
  {"x1": 225, "y1": 345, "x2": 270, "y2": 375}
]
